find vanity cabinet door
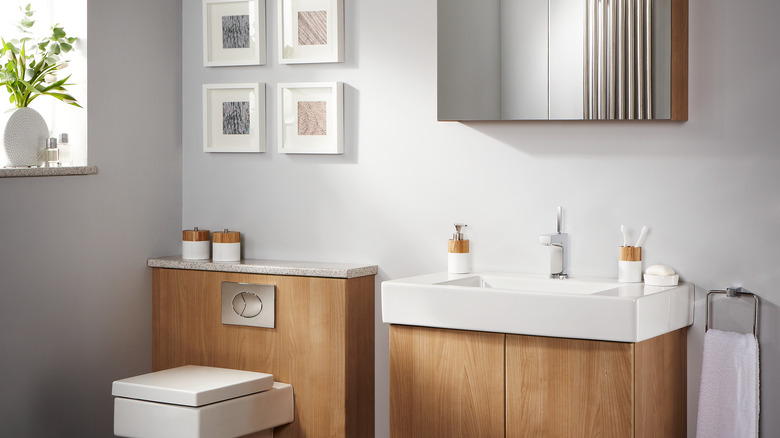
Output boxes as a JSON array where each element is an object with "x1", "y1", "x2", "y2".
[
  {"x1": 389, "y1": 326, "x2": 505, "y2": 438},
  {"x1": 505, "y1": 335, "x2": 634, "y2": 438}
]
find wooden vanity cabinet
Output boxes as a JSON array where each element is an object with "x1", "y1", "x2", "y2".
[{"x1": 390, "y1": 326, "x2": 687, "y2": 438}]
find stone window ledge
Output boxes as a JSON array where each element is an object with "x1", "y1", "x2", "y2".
[{"x1": 0, "y1": 166, "x2": 97, "y2": 178}]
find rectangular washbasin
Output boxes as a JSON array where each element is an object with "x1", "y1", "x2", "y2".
[
  {"x1": 381, "y1": 272, "x2": 694, "y2": 342},
  {"x1": 436, "y1": 274, "x2": 620, "y2": 295}
]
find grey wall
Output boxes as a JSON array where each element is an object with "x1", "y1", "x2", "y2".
[
  {"x1": 182, "y1": 0, "x2": 780, "y2": 435},
  {"x1": 0, "y1": 0, "x2": 182, "y2": 436}
]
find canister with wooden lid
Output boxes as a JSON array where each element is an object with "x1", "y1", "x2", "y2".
[
  {"x1": 182, "y1": 227, "x2": 210, "y2": 260},
  {"x1": 213, "y1": 229, "x2": 241, "y2": 262}
]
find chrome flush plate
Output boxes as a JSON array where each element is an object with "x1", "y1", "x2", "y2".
[{"x1": 221, "y1": 282, "x2": 275, "y2": 328}]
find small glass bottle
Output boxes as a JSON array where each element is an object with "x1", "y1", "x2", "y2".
[
  {"x1": 45, "y1": 137, "x2": 60, "y2": 168},
  {"x1": 59, "y1": 133, "x2": 71, "y2": 166}
]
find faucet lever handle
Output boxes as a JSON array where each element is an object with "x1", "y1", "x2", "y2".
[{"x1": 556, "y1": 206, "x2": 563, "y2": 234}]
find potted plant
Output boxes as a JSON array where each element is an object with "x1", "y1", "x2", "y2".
[{"x1": 1, "y1": 4, "x2": 80, "y2": 167}]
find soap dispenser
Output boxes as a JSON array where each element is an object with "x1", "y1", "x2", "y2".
[{"x1": 448, "y1": 224, "x2": 470, "y2": 274}]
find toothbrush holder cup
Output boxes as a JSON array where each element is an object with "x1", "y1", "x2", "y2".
[{"x1": 618, "y1": 246, "x2": 642, "y2": 283}]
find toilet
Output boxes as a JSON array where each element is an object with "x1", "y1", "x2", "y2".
[{"x1": 112, "y1": 365, "x2": 294, "y2": 438}]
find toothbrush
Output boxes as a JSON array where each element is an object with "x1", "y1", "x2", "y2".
[
  {"x1": 620, "y1": 225, "x2": 628, "y2": 247},
  {"x1": 635, "y1": 225, "x2": 649, "y2": 248}
]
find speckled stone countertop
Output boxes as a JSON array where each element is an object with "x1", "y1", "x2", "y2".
[
  {"x1": 0, "y1": 166, "x2": 97, "y2": 178},
  {"x1": 148, "y1": 256, "x2": 378, "y2": 279}
]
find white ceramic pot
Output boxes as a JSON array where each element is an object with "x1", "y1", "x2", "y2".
[{"x1": 3, "y1": 107, "x2": 49, "y2": 167}]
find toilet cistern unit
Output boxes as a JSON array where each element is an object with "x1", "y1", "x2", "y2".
[{"x1": 112, "y1": 365, "x2": 293, "y2": 438}]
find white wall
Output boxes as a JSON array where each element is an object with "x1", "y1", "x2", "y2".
[
  {"x1": 0, "y1": 0, "x2": 181, "y2": 436},
  {"x1": 182, "y1": 0, "x2": 780, "y2": 436}
]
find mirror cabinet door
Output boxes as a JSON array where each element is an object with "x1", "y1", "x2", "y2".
[
  {"x1": 501, "y1": 0, "x2": 548, "y2": 119},
  {"x1": 438, "y1": 0, "x2": 687, "y2": 121}
]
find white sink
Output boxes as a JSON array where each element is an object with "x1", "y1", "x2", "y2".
[{"x1": 381, "y1": 272, "x2": 694, "y2": 342}]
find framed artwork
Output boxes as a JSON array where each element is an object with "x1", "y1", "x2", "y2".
[
  {"x1": 203, "y1": 0, "x2": 266, "y2": 66},
  {"x1": 278, "y1": 82, "x2": 343, "y2": 154},
  {"x1": 203, "y1": 83, "x2": 265, "y2": 153},
  {"x1": 278, "y1": 0, "x2": 344, "y2": 64}
]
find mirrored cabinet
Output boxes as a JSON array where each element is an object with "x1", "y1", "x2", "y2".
[{"x1": 438, "y1": 0, "x2": 687, "y2": 121}]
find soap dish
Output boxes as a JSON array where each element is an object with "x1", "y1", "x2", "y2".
[{"x1": 644, "y1": 274, "x2": 679, "y2": 287}]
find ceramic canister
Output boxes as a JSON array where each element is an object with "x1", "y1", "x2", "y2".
[
  {"x1": 182, "y1": 227, "x2": 210, "y2": 260},
  {"x1": 212, "y1": 229, "x2": 241, "y2": 262}
]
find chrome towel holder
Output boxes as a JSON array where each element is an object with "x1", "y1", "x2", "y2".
[{"x1": 706, "y1": 287, "x2": 759, "y2": 337}]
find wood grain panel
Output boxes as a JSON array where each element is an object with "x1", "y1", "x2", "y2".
[
  {"x1": 345, "y1": 275, "x2": 376, "y2": 437},
  {"x1": 671, "y1": 0, "x2": 689, "y2": 120},
  {"x1": 152, "y1": 268, "x2": 374, "y2": 438},
  {"x1": 506, "y1": 335, "x2": 634, "y2": 438},
  {"x1": 635, "y1": 328, "x2": 687, "y2": 438},
  {"x1": 389, "y1": 326, "x2": 505, "y2": 438}
]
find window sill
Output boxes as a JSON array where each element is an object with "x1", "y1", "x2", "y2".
[{"x1": 0, "y1": 165, "x2": 97, "y2": 178}]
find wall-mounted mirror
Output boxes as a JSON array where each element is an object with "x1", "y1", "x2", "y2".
[{"x1": 438, "y1": 0, "x2": 687, "y2": 121}]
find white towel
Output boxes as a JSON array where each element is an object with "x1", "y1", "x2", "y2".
[{"x1": 696, "y1": 329, "x2": 760, "y2": 438}]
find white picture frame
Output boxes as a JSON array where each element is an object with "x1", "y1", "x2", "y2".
[
  {"x1": 203, "y1": 83, "x2": 265, "y2": 153},
  {"x1": 278, "y1": 82, "x2": 343, "y2": 154},
  {"x1": 203, "y1": 0, "x2": 266, "y2": 66},
  {"x1": 278, "y1": 0, "x2": 344, "y2": 64}
]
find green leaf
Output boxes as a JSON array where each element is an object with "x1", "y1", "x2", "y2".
[
  {"x1": 39, "y1": 74, "x2": 71, "y2": 92},
  {"x1": 52, "y1": 27, "x2": 66, "y2": 40},
  {"x1": 51, "y1": 44, "x2": 61, "y2": 55},
  {"x1": 21, "y1": 18, "x2": 34, "y2": 28},
  {"x1": 41, "y1": 91, "x2": 81, "y2": 107},
  {"x1": 25, "y1": 3, "x2": 31, "y2": 12},
  {"x1": 19, "y1": 79, "x2": 41, "y2": 95},
  {"x1": 59, "y1": 42, "x2": 72, "y2": 52},
  {"x1": 67, "y1": 37, "x2": 77, "y2": 44},
  {"x1": 38, "y1": 41, "x2": 48, "y2": 51}
]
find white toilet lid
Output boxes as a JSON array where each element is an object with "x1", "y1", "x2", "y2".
[{"x1": 112, "y1": 365, "x2": 275, "y2": 407}]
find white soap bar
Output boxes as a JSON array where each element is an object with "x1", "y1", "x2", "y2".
[{"x1": 646, "y1": 264, "x2": 675, "y2": 276}]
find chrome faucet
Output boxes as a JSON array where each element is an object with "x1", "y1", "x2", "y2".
[{"x1": 538, "y1": 207, "x2": 568, "y2": 279}]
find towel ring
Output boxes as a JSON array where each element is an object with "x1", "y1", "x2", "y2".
[{"x1": 706, "y1": 287, "x2": 759, "y2": 337}]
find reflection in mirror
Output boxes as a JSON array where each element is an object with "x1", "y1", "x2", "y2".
[{"x1": 438, "y1": 0, "x2": 687, "y2": 121}]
